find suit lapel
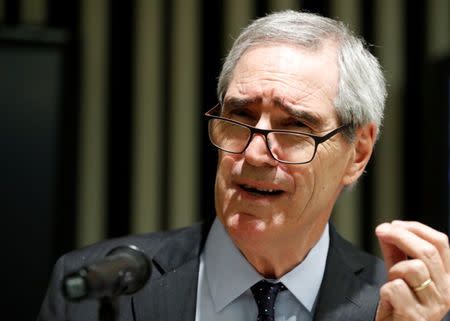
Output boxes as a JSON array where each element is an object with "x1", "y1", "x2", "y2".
[
  {"x1": 313, "y1": 226, "x2": 385, "y2": 321},
  {"x1": 132, "y1": 222, "x2": 210, "y2": 321},
  {"x1": 133, "y1": 257, "x2": 199, "y2": 321}
]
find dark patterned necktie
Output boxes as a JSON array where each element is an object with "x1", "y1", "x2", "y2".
[{"x1": 251, "y1": 280, "x2": 286, "y2": 321}]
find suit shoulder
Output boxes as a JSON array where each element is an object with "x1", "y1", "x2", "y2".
[{"x1": 57, "y1": 222, "x2": 204, "y2": 271}]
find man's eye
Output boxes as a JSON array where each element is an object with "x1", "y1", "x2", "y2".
[
  {"x1": 282, "y1": 119, "x2": 308, "y2": 130},
  {"x1": 228, "y1": 109, "x2": 253, "y2": 121}
]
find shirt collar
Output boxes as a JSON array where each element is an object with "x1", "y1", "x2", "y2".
[{"x1": 204, "y1": 218, "x2": 330, "y2": 313}]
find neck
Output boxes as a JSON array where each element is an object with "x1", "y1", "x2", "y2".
[{"x1": 237, "y1": 223, "x2": 327, "y2": 279}]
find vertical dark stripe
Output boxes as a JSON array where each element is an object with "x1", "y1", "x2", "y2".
[
  {"x1": 47, "y1": 0, "x2": 80, "y2": 257},
  {"x1": 255, "y1": 0, "x2": 269, "y2": 17},
  {"x1": 48, "y1": 0, "x2": 76, "y2": 27},
  {"x1": 200, "y1": 0, "x2": 224, "y2": 222},
  {"x1": 4, "y1": 0, "x2": 20, "y2": 25},
  {"x1": 106, "y1": 2, "x2": 135, "y2": 237},
  {"x1": 160, "y1": 0, "x2": 173, "y2": 230},
  {"x1": 422, "y1": 57, "x2": 450, "y2": 233},
  {"x1": 361, "y1": 0, "x2": 375, "y2": 44},
  {"x1": 301, "y1": 0, "x2": 330, "y2": 16},
  {"x1": 360, "y1": 0, "x2": 376, "y2": 253},
  {"x1": 403, "y1": 1, "x2": 427, "y2": 223}
]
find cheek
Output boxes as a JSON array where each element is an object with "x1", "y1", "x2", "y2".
[
  {"x1": 288, "y1": 159, "x2": 341, "y2": 222},
  {"x1": 214, "y1": 154, "x2": 241, "y2": 212},
  {"x1": 303, "y1": 148, "x2": 349, "y2": 205},
  {"x1": 316, "y1": 147, "x2": 348, "y2": 184},
  {"x1": 290, "y1": 166, "x2": 315, "y2": 204},
  {"x1": 216, "y1": 153, "x2": 239, "y2": 183}
]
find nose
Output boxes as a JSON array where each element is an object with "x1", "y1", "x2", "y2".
[{"x1": 243, "y1": 133, "x2": 278, "y2": 167}]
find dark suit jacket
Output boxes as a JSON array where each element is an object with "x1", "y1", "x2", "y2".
[{"x1": 37, "y1": 221, "x2": 386, "y2": 321}]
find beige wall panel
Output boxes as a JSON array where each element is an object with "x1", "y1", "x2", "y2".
[
  {"x1": 268, "y1": 0, "x2": 300, "y2": 12},
  {"x1": 330, "y1": 0, "x2": 361, "y2": 33},
  {"x1": 21, "y1": 0, "x2": 47, "y2": 25},
  {"x1": 169, "y1": 0, "x2": 200, "y2": 228},
  {"x1": 373, "y1": 0, "x2": 405, "y2": 252},
  {"x1": 224, "y1": 0, "x2": 253, "y2": 53},
  {"x1": 333, "y1": 185, "x2": 362, "y2": 246},
  {"x1": 131, "y1": 0, "x2": 163, "y2": 234},
  {"x1": 329, "y1": 0, "x2": 362, "y2": 246},
  {"x1": 427, "y1": 0, "x2": 450, "y2": 59},
  {"x1": 77, "y1": 0, "x2": 108, "y2": 247}
]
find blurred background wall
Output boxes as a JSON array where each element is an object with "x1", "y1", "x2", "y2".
[{"x1": 0, "y1": 0, "x2": 448, "y2": 320}]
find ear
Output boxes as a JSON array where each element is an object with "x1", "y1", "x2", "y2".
[{"x1": 342, "y1": 123, "x2": 377, "y2": 186}]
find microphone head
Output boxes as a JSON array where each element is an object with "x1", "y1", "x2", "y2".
[{"x1": 62, "y1": 244, "x2": 152, "y2": 301}]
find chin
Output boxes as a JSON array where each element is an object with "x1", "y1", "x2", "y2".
[{"x1": 223, "y1": 212, "x2": 273, "y2": 243}]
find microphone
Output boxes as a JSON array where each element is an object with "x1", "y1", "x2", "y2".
[{"x1": 62, "y1": 245, "x2": 151, "y2": 301}]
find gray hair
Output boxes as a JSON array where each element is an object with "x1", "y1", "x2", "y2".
[{"x1": 217, "y1": 10, "x2": 386, "y2": 140}]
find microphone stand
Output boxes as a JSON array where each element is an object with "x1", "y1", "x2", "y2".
[{"x1": 98, "y1": 297, "x2": 118, "y2": 321}]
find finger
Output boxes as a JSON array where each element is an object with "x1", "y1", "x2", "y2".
[
  {"x1": 378, "y1": 278, "x2": 449, "y2": 321},
  {"x1": 375, "y1": 298, "x2": 393, "y2": 321},
  {"x1": 392, "y1": 220, "x2": 450, "y2": 272},
  {"x1": 388, "y1": 259, "x2": 437, "y2": 304},
  {"x1": 376, "y1": 223, "x2": 408, "y2": 270},
  {"x1": 378, "y1": 278, "x2": 425, "y2": 320},
  {"x1": 376, "y1": 223, "x2": 447, "y2": 286}
]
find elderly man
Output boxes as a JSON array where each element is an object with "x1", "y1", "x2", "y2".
[{"x1": 38, "y1": 10, "x2": 450, "y2": 321}]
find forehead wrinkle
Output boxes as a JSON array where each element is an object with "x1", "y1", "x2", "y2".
[
  {"x1": 234, "y1": 69, "x2": 336, "y2": 108},
  {"x1": 233, "y1": 44, "x2": 338, "y2": 99},
  {"x1": 231, "y1": 80, "x2": 334, "y2": 128},
  {"x1": 223, "y1": 83, "x2": 331, "y2": 129},
  {"x1": 224, "y1": 45, "x2": 340, "y2": 128}
]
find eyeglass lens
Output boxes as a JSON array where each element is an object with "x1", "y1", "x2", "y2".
[{"x1": 208, "y1": 118, "x2": 316, "y2": 163}]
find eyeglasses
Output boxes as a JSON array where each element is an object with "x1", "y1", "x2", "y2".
[{"x1": 204, "y1": 104, "x2": 348, "y2": 165}]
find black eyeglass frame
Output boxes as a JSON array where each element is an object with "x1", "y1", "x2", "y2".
[{"x1": 204, "y1": 104, "x2": 348, "y2": 165}]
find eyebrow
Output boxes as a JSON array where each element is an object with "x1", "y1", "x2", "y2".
[
  {"x1": 273, "y1": 98, "x2": 323, "y2": 128},
  {"x1": 222, "y1": 96, "x2": 324, "y2": 128},
  {"x1": 222, "y1": 97, "x2": 260, "y2": 111}
]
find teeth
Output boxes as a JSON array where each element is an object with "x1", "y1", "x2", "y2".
[{"x1": 242, "y1": 184, "x2": 278, "y2": 193}]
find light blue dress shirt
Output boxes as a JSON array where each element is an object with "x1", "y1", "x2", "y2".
[{"x1": 195, "y1": 218, "x2": 330, "y2": 321}]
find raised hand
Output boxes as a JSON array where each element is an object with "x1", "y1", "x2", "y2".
[{"x1": 375, "y1": 221, "x2": 450, "y2": 321}]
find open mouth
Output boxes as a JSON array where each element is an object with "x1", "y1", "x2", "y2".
[{"x1": 239, "y1": 184, "x2": 284, "y2": 196}]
